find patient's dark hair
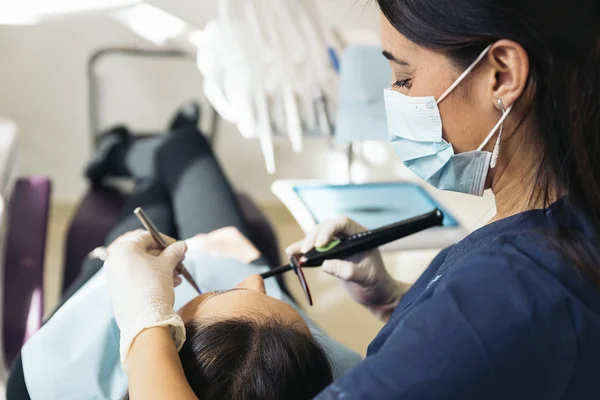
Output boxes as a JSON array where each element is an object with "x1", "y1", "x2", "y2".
[{"x1": 178, "y1": 317, "x2": 333, "y2": 400}]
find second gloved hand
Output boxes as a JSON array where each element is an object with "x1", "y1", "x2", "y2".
[
  {"x1": 286, "y1": 216, "x2": 407, "y2": 322},
  {"x1": 104, "y1": 230, "x2": 188, "y2": 369}
]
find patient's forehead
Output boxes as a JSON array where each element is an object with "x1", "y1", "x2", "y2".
[{"x1": 179, "y1": 290, "x2": 311, "y2": 334}]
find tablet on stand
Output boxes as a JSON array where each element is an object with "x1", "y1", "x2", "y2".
[{"x1": 272, "y1": 180, "x2": 470, "y2": 252}]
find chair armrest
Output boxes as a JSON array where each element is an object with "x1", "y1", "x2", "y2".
[
  {"x1": 62, "y1": 185, "x2": 127, "y2": 293},
  {"x1": 3, "y1": 177, "x2": 51, "y2": 368}
]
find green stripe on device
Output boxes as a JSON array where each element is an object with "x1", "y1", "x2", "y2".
[{"x1": 316, "y1": 239, "x2": 341, "y2": 253}]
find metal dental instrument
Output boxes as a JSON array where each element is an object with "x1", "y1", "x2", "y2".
[{"x1": 134, "y1": 207, "x2": 202, "y2": 294}]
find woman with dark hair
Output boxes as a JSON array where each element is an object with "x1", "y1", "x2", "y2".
[
  {"x1": 110, "y1": 0, "x2": 600, "y2": 399},
  {"x1": 5, "y1": 119, "x2": 360, "y2": 400}
]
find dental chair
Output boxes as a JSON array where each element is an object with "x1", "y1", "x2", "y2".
[
  {"x1": 61, "y1": 47, "x2": 282, "y2": 295},
  {"x1": 0, "y1": 120, "x2": 51, "y2": 385},
  {"x1": 62, "y1": 106, "x2": 282, "y2": 295}
]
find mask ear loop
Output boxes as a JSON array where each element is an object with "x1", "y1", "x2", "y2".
[
  {"x1": 437, "y1": 44, "x2": 493, "y2": 104},
  {"x1": 477, "y1": 100, "x2": 513, "y2": 157},
  {"x1": 490, "y1": 98, "x2": 507, "y2": 168}
]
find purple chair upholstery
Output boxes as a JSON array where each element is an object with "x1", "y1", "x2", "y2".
[
  {"x1": 63, "y1": 187, "x2": 281, "y2": 295},
  {"x1": 62, "y1": 186, "x2": 126, "y2": 292},
  {"x1": 3, "y1": 177, "x2": 51, "y2": 368}
]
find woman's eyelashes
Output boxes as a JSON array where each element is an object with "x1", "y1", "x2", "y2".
[{"x1": 392, "y1": 79, "x2": 412, "y2": 90}]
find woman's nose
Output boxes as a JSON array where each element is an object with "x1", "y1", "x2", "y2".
[{"x1": 235, "y1": 274, "x2": 266, "y2": 293}]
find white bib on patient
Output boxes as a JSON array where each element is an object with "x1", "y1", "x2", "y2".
[{"x1": 21, "y1": 253, "x2": 282, "y2": 400}]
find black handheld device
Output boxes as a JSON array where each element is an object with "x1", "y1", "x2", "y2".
[
  {"x1": 301, "y1": 208, "x2": 444, "y2": 266},
  {"x1": 261, "y1": 209, "x2": 444, "y2": 279}
]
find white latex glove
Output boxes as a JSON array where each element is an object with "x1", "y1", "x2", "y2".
[
  {"x1": 104, "y1": 230, "x2": 188, "y2": 369},
  {"x1": 286, "y1": 217, "x2": 406, "y2": 321}
]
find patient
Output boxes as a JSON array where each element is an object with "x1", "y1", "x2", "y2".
[
  {"x1": 176, "y1": 273, "x2": 333, "y2": 400},
  {"x1": 6, "y1": 104, "x2": 360, "y2": 400},
  {"x1": 117, "y1": 230, "x2": 336, "y2": 400}
]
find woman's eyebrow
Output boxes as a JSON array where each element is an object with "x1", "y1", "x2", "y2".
[{"x1": 382, "y1": 50, "x2": 410, "y2": 66}]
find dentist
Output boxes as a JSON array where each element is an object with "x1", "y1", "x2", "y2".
[{"x1": 106, "y1": 0, "x2": 600, "y2": 398}]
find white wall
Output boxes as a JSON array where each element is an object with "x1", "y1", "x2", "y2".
[{"x1": 0, "y1": 0, "x2": 382, "y2": 203}]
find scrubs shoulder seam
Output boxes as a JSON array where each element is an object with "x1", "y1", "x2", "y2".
[
  {"x1": 434, "y1": 229, "x2": 570, "y2": 291},
  {"x1": 446, "y1": 228, "x2": 548, "y2": 266},
  {"x1": 438, "y1": 235, "x2": 586, "y2": 316}
]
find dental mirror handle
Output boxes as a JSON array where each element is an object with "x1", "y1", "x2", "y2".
[{"x1": 134, "y1": 207, "x2": 202, "y2": 294}]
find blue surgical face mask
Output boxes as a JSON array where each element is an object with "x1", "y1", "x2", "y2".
[{"x1": 385, "y1": 45, "x2": 513, "y2": 196}]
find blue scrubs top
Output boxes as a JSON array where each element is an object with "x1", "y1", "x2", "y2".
[{"x1": 316, "y1": 201, "x2": 600, "y2": 399}]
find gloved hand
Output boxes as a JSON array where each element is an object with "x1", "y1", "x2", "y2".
[
  {"x1": 104, "y1": 230, "x2": 188, "y2": 369},
  {"x1": 286, "y1": 217, "x2": 406, "y2": 321}
]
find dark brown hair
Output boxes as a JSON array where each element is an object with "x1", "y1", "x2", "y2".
[{"x1": 178, "y1": 317, "x2": 333, "y2": 400}]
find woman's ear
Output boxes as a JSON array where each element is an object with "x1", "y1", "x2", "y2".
[{"x1": 488, "y1": 39, "x2": 530, "y2": 109}]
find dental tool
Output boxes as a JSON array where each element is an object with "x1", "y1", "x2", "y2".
[{"x1": 134, "y1": 207, "x2": 202, "y2": 294}]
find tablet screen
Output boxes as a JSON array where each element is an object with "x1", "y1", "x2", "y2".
[{"x1": 293, "y1": 182, "x2": 459, "y2": 229}]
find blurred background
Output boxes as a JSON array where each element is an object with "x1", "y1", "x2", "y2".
[{"x1": 0, "y1": 0, "x2": 384, "y2": 204}]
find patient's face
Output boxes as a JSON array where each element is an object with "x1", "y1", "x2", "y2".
[{"x1": 177, "y1": 275, "x2": 310, "y2": 333}]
